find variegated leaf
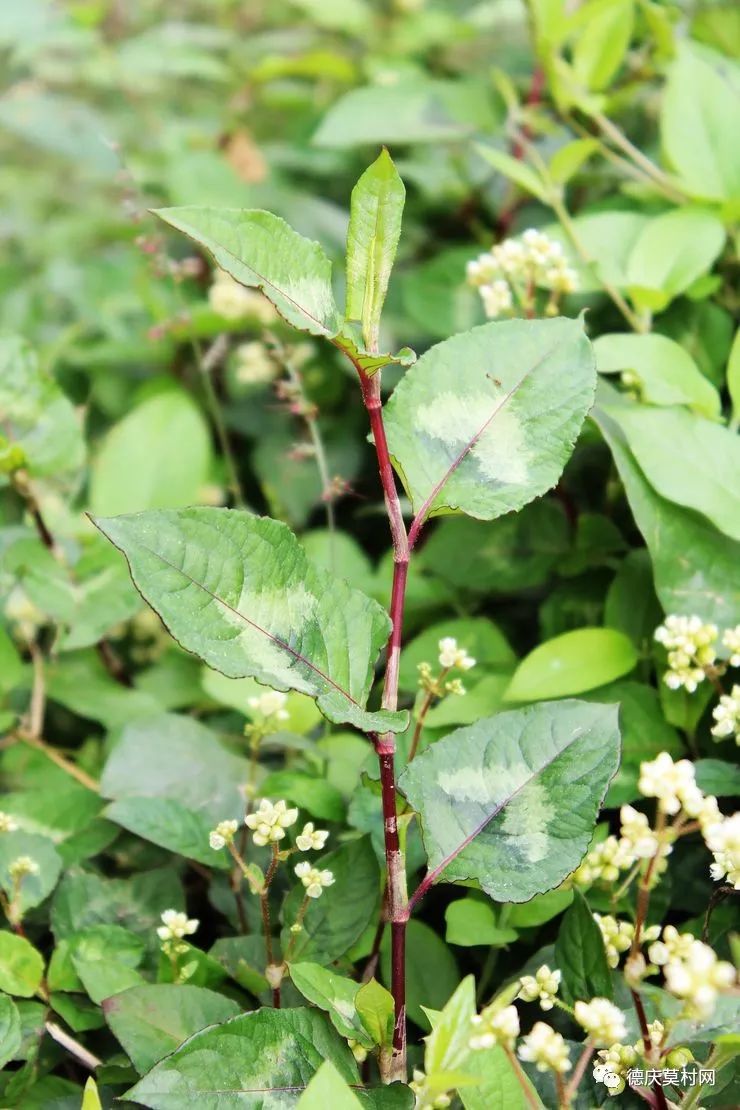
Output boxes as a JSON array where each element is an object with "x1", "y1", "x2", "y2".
[
  {"x1": 383, "y1": 316, "x2": 595, "y2": 526},
  {"x1": 400, "y1": 700, "x2": 620, "y2": 902},
  {"x1": 93, "y1": 508, "x2": 407, "y2": 734}
]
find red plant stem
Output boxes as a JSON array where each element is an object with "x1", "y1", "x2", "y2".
[
  {"x1": 631, "y1": 989, "x2": 669, "y2": 1110},
  {"x1": 358, "y1": 368, "x2": 411, "y2": 1082}
]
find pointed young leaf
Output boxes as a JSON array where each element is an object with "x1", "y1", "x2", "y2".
[
  {"x1": 93, "y1": 509, "x2": 407, "y2": 733},
  {"x1": 400, "y1": 700, "x2": 620, "y2": 902},
  {"x1": 345, "y1": 150, "x2": 405, "y2": 350},
  {"x1": 297, "y1": 1061, "x2": 364, "y2": 1110},
  {"x1": 125, "y1": 1008, "x2": 359, "y2": 1107},
  {"x1": 424, "y1": 976, "x2": 476, "y2": 1080},
  {"x1": 383, "y1": 317, "x2": 595, "y2": 527},
  {"x1": 154, "y1": 207, "x2": 340, "y2": 336},
  {"x1": 356, "y1": 978, "x2": 394, "y2": 1047}
]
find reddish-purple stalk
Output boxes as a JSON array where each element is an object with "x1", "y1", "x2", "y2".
[{"x1": 358, "y1": 368, "x2": 412, "y2": 1081}]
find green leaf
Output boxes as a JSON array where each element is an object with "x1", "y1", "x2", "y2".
[
  {"x1": 548, "y1": 139, "x2": 599, "y2": 184},
  {"x1": 356, "y1": 978, "x2": 394, "y2": 1047},
  {"x1": 475, "y1": 145, "x2": 550, "y2": 202},
  {"x1": 81, "y1": 1077, "x2": 103, "y2": 1110},
  {"x1": 297, "y1": 1061, "x2": 364, "y2": 1110},
  {"x1": 0, "y1": 992, "x2": 22, "y2": 1069},
  {"x1": 572, "y1": 0, "x2": 635, "y2": 91},
  {"x1": 594, "y1": 399, "x2": 740, "y2": 625},
  {"x1": 445, "y1": 898, "x2": 518, "y2": 948},
  {"x1": 0, "y1": 831, "x2": 63, "y2": 916},
  {"x1": 290, "y1": 962, "x2": 372, "y2": 1046},
  {"x1": 69, "y1": 924, "x2": 146, "y2": 1004},
  {"x1": 554, "y1": 891, "x2": 613, "y2": 1003},
  {"x1": 507, "y1": 887, "x2": 574, "y2": 928},
  {"x1": 460, "y1": 1045, "x2": 544, "y2": 1110},
  {"x1": 0, "y1": 933, "x2": 44, "y2": 998},
  {"x1": 626, "y1": 208, "x2": 726, "y2": 312},
  {"x1": 727, "y1": 329, "x2": 740, "y2": 428},
  {"x1": 0, "y1": 623, "x2": 23, "y2": 695},
  {"x1": 383, "y1": 317, "x2": 595, "y2": 526},
  {"x1": 504, "y1": 628, "x2": 637, "y2": 702},
  {"x1": 602, "y1": 404, "x2": 740, "y2": 542},
  {"x1": 400, "y1": 700, "x2": 620, "y2": 902},
  {"x1": 594, "y1": 332, "x2": 721, "y2": 418},
  {"x1": 93, "y1": 509, "x2": 407, "y2": 733},
  {"x1": 281, "y1": 837, "x2": 380, "y2": 965},
  {"x1": 424, "y1": 975, "x2": 476, "y2": 1081},
  {"x1": 399, "y1": 618, "x2": 515, "y2": 693},
  {"x1": 125, "y1": 1007, "x2": 359, "y2": 1107},
  {"x1": 593, "y1": 682, "x2": 683, "y2": 807},
  {"x1": 345, "y1": 150, "x2": 405, "y2": 351},
  {"x1": 89, "y1": 391, "x2": 212, "y2": 516},
  {"x1": 259, "y1": 771, "x2": 344, "y2": 823},
  {"x1": 0, "y1": 335, "x2": 85, "y2": 481},
  {"x1": 660, "y1": 43, "x2": 740, "y2": 202},
  {"x1": 694, "y1": 760, "x2": 740, "y2": 798},
  {"x1": 103, "y1": 984, "x2": 241, "y2": 1075},
  {"x1": 155, "y1": 207, "x2": 339, "y2": 336}
]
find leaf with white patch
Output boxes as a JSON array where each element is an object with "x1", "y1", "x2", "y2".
[
  {"x1": 93, "y1": 509, "x2": 406, "y2": 733},
  {"x1": 383, "y1": 317, "x2": 595, "y2": 528},
  {"x1": 400, "y1": 700, "x2": 620, "y2": 903}
]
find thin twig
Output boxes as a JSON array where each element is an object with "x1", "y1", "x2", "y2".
[
  {"x1": 193, "y1": 334, "x2": 246, "y2": 508},
  {"x1": 45, "y1": 1021, "x2": 102, "y2": 1071},
  {"x1": 16, "y1": 730, "x2": 100, "y2": 793},
  {"x1": 504, "y1": 1047, "x2": 542, "y2": 1110}
]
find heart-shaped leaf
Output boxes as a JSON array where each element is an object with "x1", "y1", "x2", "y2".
[
  {"x1": 383, "y1": 316, "x2": 595, "y2": 529},
  {"x1": 400, "y1": 700, "x2": 620, "y2": 903},
  {"x1": 93, "y1": 509, "x2": 407, "y2": 734}
]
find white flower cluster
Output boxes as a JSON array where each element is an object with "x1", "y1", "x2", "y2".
[
  {"x1": 711, "y1": 684, "x2": 740, "y2": 744},
  {"x1": 234, "y1": 341, "x2": 277, "y2": 386},
  {"x1": 517, "y1": 964, "x2": 561, "y2": 1010},
  {"x1": 654, "y1": 614, "x2": 718, "y2": 692},
  {"x1": 638, "y1": 752, "x2": 709, "y2": 819},
  {"x1": 156, "y1": 910, "x2": 198, "y2": 945},
  {"x1": 593, "y1": 914, "x2": 659, "y2": 969},
  {"x1": 574, "y1": 998, "x2": 627, "y2": 1046},
  {"x1": 437, "y1": 637, "x2": 476, "y2": 671},
  {"x1": 593, "y1": 1043, "x2": 638, "y2": 1096},
  {"x1": 469, "y1": 1003, "x2": 519, "y2": 1051},
  {"x1": 248, "y1": 690, "x2": 289, "y2": 721},
  {"x1": 0, "y1": 812, "x2": 19, "y2": 833},
  {"x1": 705, "y1": 811, "x2": 740, "y2": 889},
  {"x1": 518, "y1": 1022, "x2": 571, "y2": 1074},
  {"x1": 295, "y1": 822, "x2": 329, "y2": 852},
  {"x1": 467, "y1": 228, "x2": 578, "y2": 319},
  {"x1": 8, "y1": 856, "x2": 39, "y2": 880},
  {"x1": 208, "y1": 269, "x2": 277, "y2": 323},
  {"x1": 648, "y1": 926, "x2": 735, "y2": 1017},
  {"x1": 723, "y1": 625, "x2": 740, "y2": 666},
  {"x1": 245, "y1": 798, "x2": 298, "y2": 846},
  {"x1": 209, "y1": 819, "x2": 239, "y2": 851},
  {"x1": 294, "y1": 861, "x2": 335, "y2": 898}
]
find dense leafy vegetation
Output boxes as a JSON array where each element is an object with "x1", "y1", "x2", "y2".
[{"x1": 1, "y1": 1, "x2": 739, "y2": 1108}]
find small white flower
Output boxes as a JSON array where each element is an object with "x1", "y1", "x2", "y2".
[
  {"x1": 574, "y1": 998, "x2": 626, "y2": 1046},
  {"x1": 437, "y1": 637, "x2": 476, "y2": 672},
  {"x1": 722, "y1": 625, "x2": 740, "y2": 667},
  {"x1": 593, "y1": 915, "x2": 635, "y2": 969},
  {"x1": 209, "y1": 270, "x2": 277, "y2": 323},
  {"x1": 8, "y1": 856, "x2": 39, "y2": 880},
  {"x1": 518, "y1": 1022, "x2": 571, "y2": 1073},
  {"x1": 294, "y1": 861, "x2": 334, "y2": 898},
  {"x1": 469, "y1": 1004, "x2": 519, "y2": 1051},
  {"x1": 518, "y1": 965, "x2": 561, "y2": 1010},
  {"x1": 156, "y1": 909, "x2": 199, "y2": 943},
  {"x1": 296, "y1": 822, "x2": 329, "y2": 852},
  {"x1": 248, "y1": 690, "x2": 290, "y2": 721},
  {"x1": 654, "y1": 614, "x2": 718, "y2": 692},
  {"x1": 619, "y1": 805, "x2": 660, "y2": 859},
  {"x1": 572, "y1": 834, "x2": 635, "y2": 886},
  {"x1": 209, "y1": 819, "x2": 239, "y2": 851},
  {"x1": 0, "y1": 812, "x2": 19, "y2": 833},
  {"x1": 663, "y1": 938, "x2": 735, "y2": 1018},
  {"x1": 638, "y1": 752, "x2": 698, "y2": 816},
  {"x1": 711, "y1": 685, "x2": 740, "y2": 743},
  {"x1": 704, "y1": 812, "x2": 740, "y2": 889},
  {"x1": 233, "y1": 341, "x2": 277, "y2": 386},
  {"x1": 245, "y1": 798, "x2": 299, "y2": 846},
  {"x1": 480, "y1": 279, "x2": 513, "y2": 319}
]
